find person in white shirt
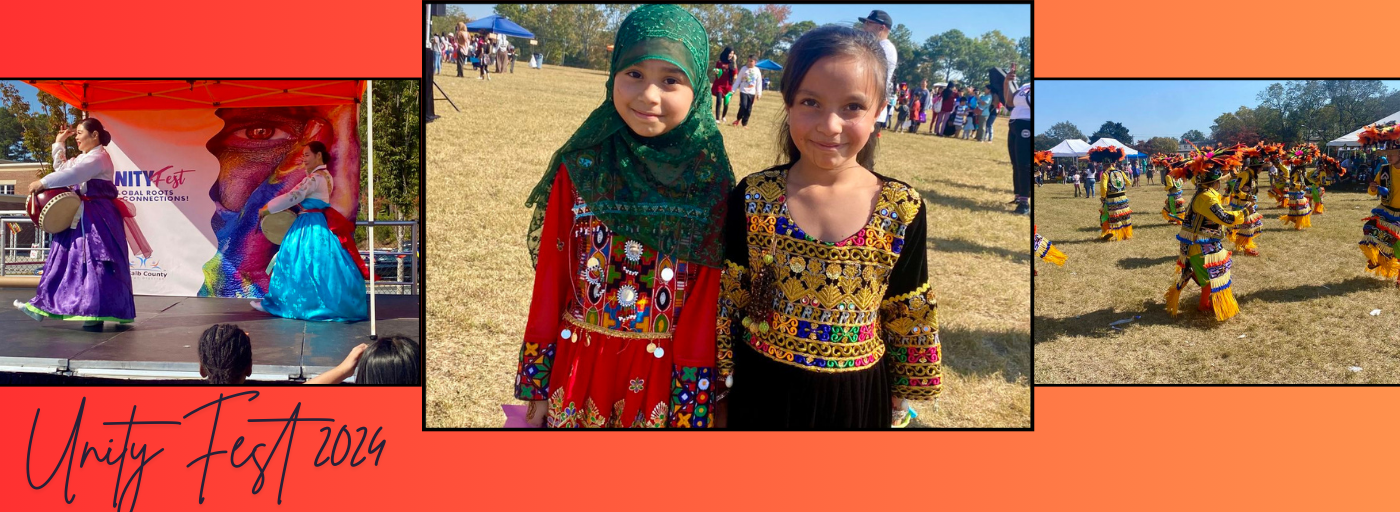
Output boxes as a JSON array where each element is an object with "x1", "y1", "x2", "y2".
[
  {"x1": 1003, "y1": 63, "x2": 1031, "y2": 215},
  {"x1": 731, "y1": 54, "x2": 763, "y2": 127},
  {"x1": 860, "y1": 10, "x2": 896, "y2": 135},
  {"x1": 15, "y1": 118, "x2": 140, "y2": 331}
]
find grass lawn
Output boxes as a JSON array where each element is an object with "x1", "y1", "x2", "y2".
[
  {"x1": 426, "y1": 64, "x2": 1029, "y2": 427},
  {"x1": 1034, "y1": 176, "x2": 1398, "y2": 384}
]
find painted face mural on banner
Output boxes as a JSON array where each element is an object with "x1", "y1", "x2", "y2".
[{"x1": 199, "y1": 105, "x2": 361, "y2": 298}]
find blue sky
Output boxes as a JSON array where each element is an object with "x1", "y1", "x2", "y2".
[
  {"x1": 1036, "y1": 80, "x2": 1400, "y2": 141},
  {"x1": 447, "y1": 4, "x2": 1029, "y2": 44}
]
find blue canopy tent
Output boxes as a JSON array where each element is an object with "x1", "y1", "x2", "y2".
[
  {"x1": 755, "y1": 59, "x2": 783, "y2": 71},
  {"x1": 465, "y1": 15, "x2": 536, "y2": 39},
  {"x1": 1125, "y1": 153, "x2": 1149, "y2": 159}
]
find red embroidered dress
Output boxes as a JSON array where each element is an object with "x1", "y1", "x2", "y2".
[{"x1": 515, "y1": 168, "x2": 719, "y2": 428}]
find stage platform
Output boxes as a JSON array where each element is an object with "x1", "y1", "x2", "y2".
[{"x1": 0, "y1": 289, "x2": 419, "y2": 382}]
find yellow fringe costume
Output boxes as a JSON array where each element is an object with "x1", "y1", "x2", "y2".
[
  {"x1": 1099, "y1": 167, "x2": 1133, "y2": 240},
  {"x1": 1166, "y1": 187, "x2": 1243, "y2": 321},
  {"x1": 1268, "y1": 162, "x2": 1289, "y2": 208},
  {"x1": 1305, "y1": 163, "x2": 1335, "y2": 215},
  {"x1": 1033, "y1": 225, "x2": 1066, "y2": 277},
  {"x1": 1226, "y1": 164, "x2": 1264, "y2": 254},
  {"x1": 1279, "y1": 168, "x2": 1313, "y2": 229},
  {"x1": 1360, "y1": 156, "x2": 1400, "y2": 283},
  {"x1": 1162, "y1": 173, "x2": 1186, "y2": 225},
  {"x1": 1164, "y1": 144, "x2": 1245, "y2": 322}
]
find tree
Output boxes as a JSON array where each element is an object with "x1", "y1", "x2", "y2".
[
  {"x1": 430, "y1": 5, "x2": 471, "y2": 36},
  {"x1": 0, "y1": 83, "x2": 81, "y2": 173},
  {"x1": 356, "y1": 80, "x2": 420, "y2": 284},
  {"x1": 1017, "y1": 36, "x2": 1032, "y2": 79},
  {"x1": 1089, "y1": 121, "x2": 1133, "y2": 145},
  {"x1": 922, "y1": 30, "x2": 971, "y2": 83},
  {"x1": 0, "y1": 107, "x2": 25, "y2": 161},
  {"x1": 1138, "y1": 136, "x2": 1179, "y2": 156},
  {"x1": 1180, "y1": 129, "x2": 1209, "y2": 145},
  {"x1": 888, "y1": 24, "x2": 920, "y2": 89},
  {"x1": 959, "y1": 30, "x2": 1019, "y2": 90},
  {"x1": 1041, "y1": 120, "x2": 1086, "y2": 142},
  {"x1": 1209, "y1": 106, "x2": 1264, "y2": 146}
]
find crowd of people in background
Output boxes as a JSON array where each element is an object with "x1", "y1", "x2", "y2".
[
  {"x1": 881, "y1": 80, "x2": 1006, "y2": 142},
  {"x1": 1039, "y1": 149, "x2": 1378, "y2": 199},
  {"x1": 431, "y1": 23, "x2": 535, "y2": 81}
]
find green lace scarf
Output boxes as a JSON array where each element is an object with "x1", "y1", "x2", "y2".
[{"x1": 524, "y1": 3, "x2": 734, "y2": 269}]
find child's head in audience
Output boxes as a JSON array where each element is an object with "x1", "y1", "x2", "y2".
[
  {"x1": 355, "y1": 335, "x2": 421, "y2": 385},
  {"x1": 199, "y1": 324, "x2": 252, "y2": 385}
]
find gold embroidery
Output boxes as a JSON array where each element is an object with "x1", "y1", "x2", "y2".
[
  {"x1": 723, "y1": 169, "x2": 937, "y2": 383},
  {"x1": 563, "y1": 313, "x2": 671, "y2": 340}
]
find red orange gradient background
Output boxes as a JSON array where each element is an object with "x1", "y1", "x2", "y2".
[{"x1": 1, "y1": 0, "x2": 1398, "y2": 509}]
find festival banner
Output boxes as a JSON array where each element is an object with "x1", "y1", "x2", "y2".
[{"x1": 30, "y1": 92, "x2": 363, "y2": 298}]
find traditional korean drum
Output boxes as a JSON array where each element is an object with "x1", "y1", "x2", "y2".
[
  {"x1": 260, "y1": 210, "x2": 297, "y2": 245},
  {"x1": 26, "y1": 188, "x2": 81, "y2": 234}
]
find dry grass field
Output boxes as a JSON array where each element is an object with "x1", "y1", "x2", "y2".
[
  {"x1": 1034, "y1": 177, "x2": 1399, "y2": 384},
  {"x1": 426, "y1": 63, "x2": 1029, "y2": 428}
]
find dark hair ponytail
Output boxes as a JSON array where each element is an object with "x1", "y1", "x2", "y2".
[
  {"x1": 307, "y1": 140, "x2": 330, "y2": 166},
  {"x1": 78, "y1": 117, "x2": 111, "y2": 146},
  {"x1": 355, "y1": 336, "x2": 421, "y2": 385},
  {"x1": 775, "y1": 24, "x2": 888, "y2": 170}
]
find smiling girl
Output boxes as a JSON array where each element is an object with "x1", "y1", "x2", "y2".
[
  {"x1": 514, "y1": 4, "x2": 735, "y2": 428},
  {"x1": 716, "y1": 25, "x2": 940, "y2": 429}
]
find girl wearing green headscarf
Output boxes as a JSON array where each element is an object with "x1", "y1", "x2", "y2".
[{"x1": 513, "y1": 4, "x2": 735, "y2": 429}]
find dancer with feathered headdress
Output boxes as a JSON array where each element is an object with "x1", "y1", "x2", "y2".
[
  {"x1": 1278, "y1": 143, "x2": 1318, "y2": 230},
  {"x1": 1224, "y1": 143, "x2": 1275, "y2": 256},
  {"x1": 1164, "y1": 144, "x2": 1245, "y2": 321},
  {"x1": 1154, "y1": 153, "x2": 1187, "y2": 225},
  {"x1": 1090, "y1": 146, "x2": 1132, "y2": 241},
  {"x1": 1356, "y1": 122, "x2": 1400, "y2": 286},
  {"x1": 1307, "y1": 155, "x2": 1344, "y2": 216}
]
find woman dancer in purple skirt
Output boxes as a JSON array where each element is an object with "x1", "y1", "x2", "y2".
[{"x1": 14, "y1": 118, "x2": 136, "y2": 331}]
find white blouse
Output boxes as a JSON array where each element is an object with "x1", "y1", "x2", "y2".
[
  {"x1": 266, "y1": 165, "x2": 333, "y2": 214},
  {"x1": 1010, "y1": 83, "x2": 1031, "y2": 120},
  {"x1": 43, "y1": 142, "x2": 114, "y2": 190}
]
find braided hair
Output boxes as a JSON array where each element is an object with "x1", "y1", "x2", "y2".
[{"x1": 199, "y1": 324, "x2": 252, "y2": 384}]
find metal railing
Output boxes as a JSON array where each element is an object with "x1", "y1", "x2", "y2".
[
  {"x1": 0, "y1": 212, "x2": 47, "y2": 277},
  {"x1": 355, "y1": 220, "x2": 420, "y2": 296},
  {"x1": 0, "y1": 212, "x2": 419, "y2": 296}
]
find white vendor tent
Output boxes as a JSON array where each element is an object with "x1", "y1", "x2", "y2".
[
  {"x1": 1047, "y1": 139, "x2": 1092, "y2": 157},
  {"x1": 1327, "y1": 110, "x2": 1400, "y2": 147},
  {"x1": 1088, "y1": 137, "x2": 1140, "y2": 155}
]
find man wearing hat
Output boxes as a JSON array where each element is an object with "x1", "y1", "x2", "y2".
[{"x1": 860, "y1": 10, "x2": 897, "y2": 136}]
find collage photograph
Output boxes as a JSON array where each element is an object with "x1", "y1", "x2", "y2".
[
  {"x1": 1034, "y1": 79, "x2": 1399, "y2": 384},
  {"x1": 0, "y1": 79, "x2": 422, "y2": 385},
  {"x1": 424, "y1": 3, "x2": 1032, "y2": 429}
]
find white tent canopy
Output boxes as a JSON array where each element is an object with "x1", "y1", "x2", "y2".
[
  {"x1": 1047, "y1": 138, "x2": 1092, "y2": 157},
  {"x1": 1328, "y1": 110, "x2": 1400, "y2": 147},
  {"x1": 1088, "y1": 137, "x2": 1139, "y2": 155}
]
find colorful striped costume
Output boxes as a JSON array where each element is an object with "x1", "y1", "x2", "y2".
[
  {"x1": 1279, "y1": 166, "x2": 1312, "y2": 230},
  {"x1": 1166, "y1": 187, "x2": 1242, "y2": 321},
  {"x1": 1033, "y1": 225, "x2": 1066, "y2": 276},
  {"x1": 1162, "y1": 173, "x2": 1186, "y2": 225},
  {"x1": 1099, "y1": 166, "x2": 1133, "y2": 240},
  {"x1": 1226, "y1": 165, "x2": 1264, "y2": 255},
  {"x1": 1360, "y1": 158, "x2": 1400, "y2": 283}
]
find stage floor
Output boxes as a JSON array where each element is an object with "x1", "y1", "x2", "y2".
[{"x1": 0, "y1": 289, "x2": 420, "y2": 382}]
